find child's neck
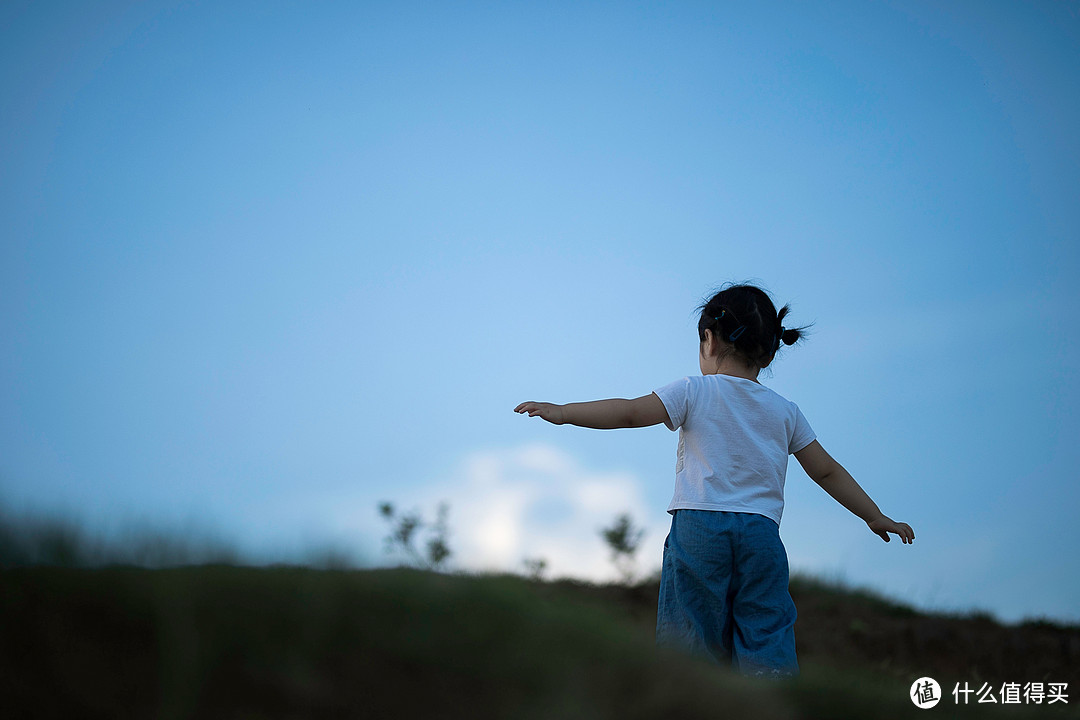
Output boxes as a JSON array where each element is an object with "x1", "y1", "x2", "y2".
[{"x1": 707, "y1": 357, "x2": 761, "y2": 383}]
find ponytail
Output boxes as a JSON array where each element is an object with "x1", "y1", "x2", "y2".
[{"x1": 698, "y1": 284, "x2": 810, "y2": 368}]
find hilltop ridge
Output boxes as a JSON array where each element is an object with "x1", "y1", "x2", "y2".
[{"x1": 2, "y1": 564, "x2": 1076, "y2": 719}]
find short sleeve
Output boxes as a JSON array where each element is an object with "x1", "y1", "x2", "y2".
[
  {"x1": 654, "y1": 378, "x2": 690, "y2": 431},
  {"x1": 789, "y1": 404, "x2": 816, "y2": 454}
]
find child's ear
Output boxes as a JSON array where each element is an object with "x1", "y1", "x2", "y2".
[{"x1": 700, "y1": 329, "x2": 716, "y2": 357}]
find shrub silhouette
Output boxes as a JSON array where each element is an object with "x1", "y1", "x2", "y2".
[
  {"x1": 377, "y1": 501, "x2": 452, "y2": 571},
  {"x1": 600, "y1": 513, "x2": 644, "y2": 584}
]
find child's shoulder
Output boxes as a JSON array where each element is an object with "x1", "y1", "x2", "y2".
[{"x1": 694, "y1": 373, "x2": 800, "y2": 407}]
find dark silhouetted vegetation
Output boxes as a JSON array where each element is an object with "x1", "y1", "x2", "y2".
[
  {"x1": 1, "y1": 508, "x2": 1077, "y2": 718},
  {"x1": 522, "y1": 556, "x2": 548, "y2": 581},
  {"x1": 600, "y1": 512, "x2": 645, "y2": 584},
  {"x1": 377, "y1": 501, "x2": 452, "y2": 571}
]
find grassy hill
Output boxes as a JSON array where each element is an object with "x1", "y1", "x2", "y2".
[{"x1": 2, "y1": 564, "x2": 1077, "y2": 719}]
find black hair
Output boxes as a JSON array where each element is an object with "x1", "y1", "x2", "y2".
[{"x1": 696, "y1": 283, "x2": 810, "y2": 369}]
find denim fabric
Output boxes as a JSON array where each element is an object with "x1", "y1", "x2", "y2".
[{"x1": 656, "y1": 510, "x2": 799, "y2": 677}]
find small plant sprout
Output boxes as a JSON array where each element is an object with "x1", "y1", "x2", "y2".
[
  {"x1": 600, "y1": 513, "x2": 645, "y2": 585},
  {"x1": 522, "y1": 557, "x2": 548, "y2": 582}
]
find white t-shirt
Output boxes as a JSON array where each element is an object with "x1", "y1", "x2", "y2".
[{"x1": 654, "y1": 374, "x2": 816, "y2": 526}]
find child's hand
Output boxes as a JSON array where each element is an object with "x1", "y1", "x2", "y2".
[
  {"x1": 867, "y1": 515, "x2": 915, "y2": 544},
  {"x1": 514, "y1": 402, "x2": 566, "y2": 425}
]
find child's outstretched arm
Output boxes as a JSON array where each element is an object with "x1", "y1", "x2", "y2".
[
  {"x1": 514, "y1": 394, "x2": 670, "y2": 430},
  {"x1": 794, "y1": 440, "x2": 915, "y2": 544}
]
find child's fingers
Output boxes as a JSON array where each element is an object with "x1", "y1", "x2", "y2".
[
  {"x1": 893, "y1": 523, "x2": 910, "y2": 544},
  {"x1": 892, "y1": 523, "x2": 914, "y2": 544},
  {"x1": 870, "y1": 518, "x2": 914, "y2": 544},
  {"x1": 515, "y1": 402, "x2": 547, "y2": 417}
]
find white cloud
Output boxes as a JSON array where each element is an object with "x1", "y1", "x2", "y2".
[
  {"x1": 240, "y1": 444, "x2": 670, "y2": 582},
  {"x1": 393, "y1": 443, "x2": 668, "y2": 582}
]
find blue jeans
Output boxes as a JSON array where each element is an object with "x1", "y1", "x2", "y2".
[{"x1": 656, "y1": 510, "x2": 799, "y2": 677}]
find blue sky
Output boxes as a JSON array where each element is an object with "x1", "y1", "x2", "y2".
[{"x1": 2, "y1": 1, "x2": 1078, "y2": 623}]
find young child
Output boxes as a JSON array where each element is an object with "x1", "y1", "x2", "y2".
[{"x1": 514, "y1": 283, "x2": 914, "y2": 678}]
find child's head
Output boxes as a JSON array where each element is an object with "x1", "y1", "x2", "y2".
[{"x1": 696, "y1": 283, "x2": 808, "y2": 371}]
